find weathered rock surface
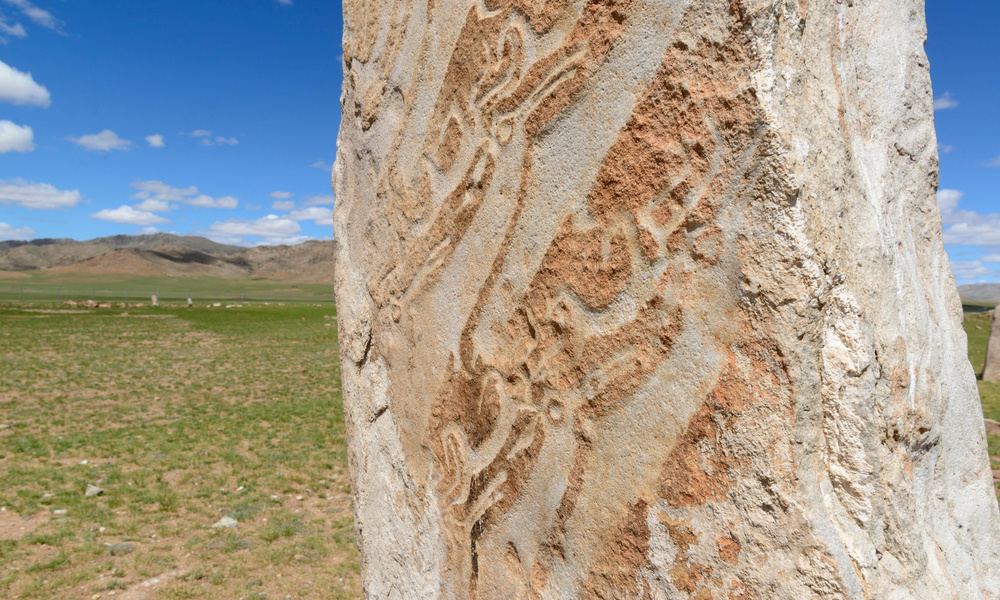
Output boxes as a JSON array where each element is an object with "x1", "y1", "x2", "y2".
[
  {"x1": 333, "y1": 0, "x2": 1000, "y2": 597},
  {"x1": 982, "y1": 310, "x2": 1000, "y2": 382}
]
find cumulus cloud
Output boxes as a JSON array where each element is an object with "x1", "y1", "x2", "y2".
[
  {"x1": 133, "y1": 198, "x2": 172, "y2": 213},
  {"x1": 185, "y1": 130, "x2": 237, "y2": 146},
  {"x1": 270, "y1": 191, "x2": 293, "y2": 199},
  {"x1": 303, "y1": 195, "x2": 334, "y2": 206},
  {"x1": 68, "y1": 129, "x2": 131, "y2": 152},
  {"x1": 0, "y1": 58, "x2": 50, "y2": 106},
  {"x1": 936, "y1": 189, "x2": 963, "y2": 215},
  {"x1": 130, "y1": 180, "x2": 239, "y2": 210},
  {"x1": 0, "y1": 221, "x2": 34, "y2": 240},
  {"x1": 950, "y1": 260, "x2": 999, "y2": 283},
  {"x1": 204, "y1": 215, "x2": 307, "y2": 246},
  {"x1": 938, "y1": 188, "x2": 1000, "y2": 247},
  {"x1": 91, "y1": 205, "x2": 170, "y2": 226},
  {"x1": 0, "y1": 178, "x2": 80, "y2": 209},
  {"x1": 0, "y1": 120, "x2": 33, "y2": 152},
  {"x1": 0, "y1": 15, "x2": 27, "y2": 41},
  {"x1": 272, "y1": 200, "x2": 295, "y2": 211},
  {"x1": 1, "y1": 0, "x2": 58, "y2": 31},
  {"x1": 145, "y1": 134, "x2": 165, "y2": 148},
  {"x1": 943, "y1": 220, "x2": 1000, "y2": 247},
  {"x1": 202, "y1": 136, "x2": 238, "y2": 146},
  {"x1": 289, "y1": 206, "x2": 333, "y2": 226},
  {"x1": 933, "y1": 92, "x2": 958, "y2": 111}
]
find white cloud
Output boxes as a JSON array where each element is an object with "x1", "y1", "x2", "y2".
[
  {"x1": 943, "y1": 219, "x2": 1000, "y2": 247},
  {"x1": 270, "y1": 191, "x2": 293, "y2": 199},
  {"x1": 189, "y1": 131, "x2": 238, "y2": 146},
  {"x1": 311, "y1": 160, "x2": 332, "y2": 170},
  {"x1": 933, "y1": 92, "x2": 958, "y2": 111},
  {"x1": 68, "y1": 129, "x2": 131, "y2": 152},
  {"x1": 289, "y1": 206, "x2": 333, "y2": 226},
  {"x1": 0, "y1": 178, "x2": 80, "y2": 209},
  {"x1": 272, "y1": 200, "x2": 295, "y2": 211},
  {"x1": 200, "y1": 135, "x2": 238, "y2": 146},
  {"x1": 204, "y1": 215, "x2": 307, "y2": 246},
  {"x1": 303, "y1": 195, "x2": 334, "y2": 206},
  {"x1": 0, "y1": 16, "x2": 27, "y2": 41},
  {"x1": 1, "y1": 0, "x2": 58, "y2": 30},
  {"x1": 0, "y1": 120, "x2": 32, "y2": 152},
  {"x1": 936, "y1": 189, "x2": 963, "y2": 215},
  {"x1": 145, "y1": 134, "x2": 165, "y2": 148},
  {"x1": 0, "y1": 221, "x2": 34, "y2": 240},
  {"x1": 133, "y1": 198, "x2": 172, "y2": 212},
  {"x1": 950, "y1": 260, "x2": 999, "y2": 283},
  {"x1": 0, "y1": 58, "x2": 50, "y2": 106},
  {"x1": 190, "y1": 194, "x2": 239, "y2": 209},
  {"x1": 981, "y1": 254, "x2": 1000, "y2": 264},
  {"x1": 130, "y1": 180, "x2": 239, "y2": 210},
  {"x1": 92, "y1": 205, "x2": 170, "y2": 226},
  {"x1": 988, "y1": 156, "x2": 1000, "y2": 167},
  {"x1": 137, "y1": 226, "x2": 160, "y2": 235},
  {"x1": 937, "y1": 188, "x2": 1000, "y2": 247},
  {"x1": 939, "y1": 144, "x2": 954, "y2": 154}
]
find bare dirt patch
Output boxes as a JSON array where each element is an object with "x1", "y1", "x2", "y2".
[{"x1": 0, "y1": 510, "x2": 50, "y2": 541}]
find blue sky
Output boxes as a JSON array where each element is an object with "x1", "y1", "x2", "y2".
[
  {"x1": 0, "y1": 1, "x2": 997, "y2": 281},
  {"x1": 0, "y1": 0, "x2": 343, "y2": 246},
  {"x1": 928, "y1": 0, "x2": 1000, "y2": 284}
]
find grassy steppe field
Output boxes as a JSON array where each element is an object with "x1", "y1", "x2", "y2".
[
  {"x1": 0, "y1": 303, "x2": 361, "y2": 599},
  {"x1": 0, "y1": 272, "x2": 334, "y2": 306},
  {"x1": 961, "y1": 310, "x2": 1000, "y2": 491}
]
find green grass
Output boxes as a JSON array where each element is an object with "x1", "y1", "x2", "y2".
[
  {"x1": 0, "y1": 302, "x2": 361, "y2": 599},
  {"x1": 963, "y1": 310, "x2": 1000, "y2": 498},
  {"x1": 962, "y1": 311, "x2": 1000, "y2": 421},
  {"x1": 0, "y1": 271, "x2": 333, "y2": 305}
]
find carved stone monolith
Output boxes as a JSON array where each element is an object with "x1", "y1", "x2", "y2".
[
  {"x1": 333, "y1": 1, "x2": 1000, "y2": 598},
  {"x1": 982, "y1": 309, "x2": 1000, "y2": 382}
]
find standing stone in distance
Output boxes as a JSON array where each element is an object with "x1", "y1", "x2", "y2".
[
  {"x1": 982, "y1": 309, "x2": 1000, "y2": 382},
  {"x1": 333, "y1": 1, "x2": 1000, "y2": 598}
]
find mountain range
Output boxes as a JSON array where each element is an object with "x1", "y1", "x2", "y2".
[{"x1": 0, "y1": 234, "x2": 335, "y2": 284}]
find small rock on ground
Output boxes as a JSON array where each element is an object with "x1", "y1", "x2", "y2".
[
  {"x1": 212, "y1": 516, "x2": 238, "y2": 529},
  {"x1": 86, "y1": 484, "x2": 104, "y2": 497}
]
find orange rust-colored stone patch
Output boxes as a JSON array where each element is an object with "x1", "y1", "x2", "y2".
[
  {"x1": 582, "y1": 500, "x2": 654, "y2": 600},
  {"x1": 717, "y1": 537, "x2": 741, "y2": 565}
]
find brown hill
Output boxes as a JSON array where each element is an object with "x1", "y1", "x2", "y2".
[{"x1": 0, "y1": 234, "x2": 334, "y2": 283}]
